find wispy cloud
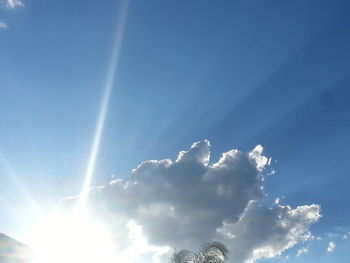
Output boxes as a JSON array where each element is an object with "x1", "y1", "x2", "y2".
[
  {"x1": 0, "y1": 21, "x2": 9, "y2": 29},
  {"x1": 327, "y1": 241, "x2": 336, "y2": 253},
  {"x1": 297, "y1": 247, "x2": 309, "y2": 256},
  {"x1": 4, "y1": 0, "x2": 24, "y2": 9},
  {"x1": 0, "y1": 0, "x2": 24, "y2": 30}
]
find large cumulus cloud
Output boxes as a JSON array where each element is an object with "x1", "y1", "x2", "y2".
[{"x1": 61, "y1": 140, "x2": 321, "y2": 263}]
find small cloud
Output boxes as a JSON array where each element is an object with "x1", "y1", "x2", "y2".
[
  {"x1": 327, "y1": 241, "x2": 336, "y2": 253},
  {"x1": 0, "y1": 21, "x2": 9, "y2": 29},
  {"x1": 274, "y1": 197, "x2": 281, "y2": 205},
  {"x1": 268, "y1": 169, "x2": 276, "y2": 176},
  {"x1": 5, "y1": 0, "x2": 24, "y2": 8},
  {"x1": 296, "y1": 247, "x2": 308, "y2": 256},
  {"x1": 274, "y1": 196, "x2": 285, "y2": 205},
  {"x1": 267, "y1": 157, "x2": 272, "y2": 165}
]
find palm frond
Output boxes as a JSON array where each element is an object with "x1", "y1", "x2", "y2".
[
  {"x1": 170, "y1": 249, "x2": 194, "y2": 263},
  {"x1": 194, "y1": 241, "x2": 229, "y2": 263}
]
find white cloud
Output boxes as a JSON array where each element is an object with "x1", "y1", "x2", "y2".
[
  {"x1": 217, "y1": 202, "x2": 320, "y2": 263},
  {"x1": 59, "y1": 140, "x2": 321, "y2": 263},
  {"x1": 0, "y1": 21, "x2": 8, "y2": 29},
  {"x1": 0, "y1": 0, "x2": 23, "y2": 30},
  {"x1": 296, "y1": 247, "x2": 309, "y2": 256},
  {"x1": 4, "y1": 0, "x2": 24, "y2": 9},
  {"x1": 327, "y1": 241, "x2": 336, "y2": 253},
  {"x1": 274, "y1": 197, "x2": 281, "y2": 204}
]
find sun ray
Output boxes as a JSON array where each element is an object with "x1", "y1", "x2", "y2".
[
  {"x1": 79, "y1": 0, "x2": 130, "y2": 207},
  {"x1": 0, "y1": 153, "x2": 41, "y2": 214},
  {"x1": 26, "y1": 2, "x2": 131, "y2": 262}
]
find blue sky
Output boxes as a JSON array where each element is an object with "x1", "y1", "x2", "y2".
[{"x1": 1, "y1": 0, "x2": 350, "y2": 262}]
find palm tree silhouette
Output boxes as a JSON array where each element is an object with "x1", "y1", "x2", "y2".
[{"x1": 170, "y1": 241, "x2": 229, "y2": 263}]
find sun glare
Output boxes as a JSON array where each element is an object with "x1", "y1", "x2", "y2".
[
  {"x1": 28, "y1": 211, "x2": 117, "y2": 263},
  {"x1": 27, "y1": 210, "x2": 169, "y2": 263},
  {"x1": 27, "y1": 2, "x2": 133, "y2": 262}
]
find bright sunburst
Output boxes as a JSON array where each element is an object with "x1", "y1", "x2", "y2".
[
  {"x1": 26, "y1": 2, "x2": 131, "y2": 263},
  {"x1": 27, "y1": 207, "x2": 169, "y2": 263},
  {"x1": 28, "y1": 210, "x2": 117, "y2": 263}
]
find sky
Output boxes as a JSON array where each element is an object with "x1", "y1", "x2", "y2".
[{"x1": 1, "y1": 0, "x2": 350, "y2": 263}]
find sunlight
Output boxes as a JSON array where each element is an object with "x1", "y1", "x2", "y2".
[
  {"x1": 0, "y1": 153, "x2": 41, "y2": 214},
  {"x1": 26, "y1": 3, "x2": 132, "y2": 262},
  {"x1": 29, "y1": 211, "x2": 117, "y2": 263},
  {"x1": 79, "y1": 0, "x2": 130, "y2": 204},
  {"x1": 27, "y1": 211, "x2": 169, "y2": 263}
]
